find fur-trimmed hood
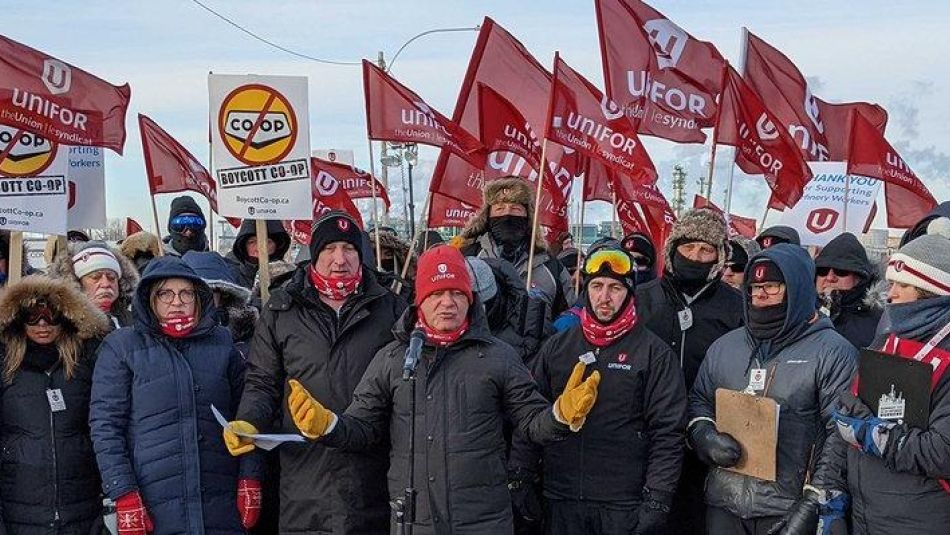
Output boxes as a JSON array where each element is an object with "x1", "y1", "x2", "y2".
[
  {"x1": 456, "y1": 177, "x2": 547, "y2": 252},
  {"x1": 663, "y1": 208, "x2": 730, "y2": 280},
  {"x1": 46, "y1": 242, "x2": 139, "y2": 321},
  {"x1": 119, "y1": 231, "x2": 163, "y2": 262},
  {"x1": 0, "y1": 276, "x2": 109, "y2": 339}
]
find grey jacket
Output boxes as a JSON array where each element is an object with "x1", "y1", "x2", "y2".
[{"x1": 323, "y1": 303, "x2": 569, "y2": 535}]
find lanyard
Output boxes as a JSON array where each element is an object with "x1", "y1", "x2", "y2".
[{"x1": 885, "y1": 320, "x2": 950, "y2": 361}]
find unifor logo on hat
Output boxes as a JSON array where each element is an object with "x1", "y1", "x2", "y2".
[
  {"x1": 754, "y1": 264, "x2": 767, "y2": 282},
  {"x1": 437, "y1": 263, "x2": 448, "y2": 274},
  {"x1": 892, "y1": 260, "x2": 906, "y2": 272},
  {"x1": 337, "y1": 218, "x2": 349, "y2": 231},
  {"x1": 761, "y1": 237, "x2": 773, "y2": 248}
]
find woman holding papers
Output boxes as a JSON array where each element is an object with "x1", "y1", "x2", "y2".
[
  {"x1": 89, "y1": 256, "x2": 260, "y2": 535},
  {"x1": 832, "y1": 234, "x2": 950, "y2": 535},
  {"x1": 688, "y1": 244, "x2": 857, "y2": 535}
]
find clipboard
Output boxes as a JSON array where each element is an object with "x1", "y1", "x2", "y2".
[
  {"x1": 858, "y1": 349, "x2": 932, "y2": 429},
  {"x1": 715, "y1": 388, "x2": 780, "y2": 482}
]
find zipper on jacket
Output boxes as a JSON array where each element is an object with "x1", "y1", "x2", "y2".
[{"x1": 46, "y1": 370, "x2": 61, "y2": 524}]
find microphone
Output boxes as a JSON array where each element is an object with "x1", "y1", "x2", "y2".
[{"x1": 403, "y1": 329, "x2": 426, "y2": 380}]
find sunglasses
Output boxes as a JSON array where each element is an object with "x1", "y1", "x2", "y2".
[
  {"x1": 169, "y1": 214, "x2": 206, "y2": 233},
  {"x1": 583, "y1": 249, "x2": 634, "y2": 277},
  {"x1": 724, "y1": 263, "x2": 746, "y2": 273},
  {"x1": 816, "y1": 267, "x2": 855, "y2": 278},
  {"x1": 25, "y1": 305, "x2": 61, "y2": 326}
]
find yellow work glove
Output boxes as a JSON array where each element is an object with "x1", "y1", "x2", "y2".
[
  {"x1": 223, "y1": 420, "x2": 258, "y2": 456},
  {"x1": 555, "y1": 362, "x2": 601, "y2": 431},
  {"x1": 288, "y1": 379, "x2": 336, "y2": 439}
]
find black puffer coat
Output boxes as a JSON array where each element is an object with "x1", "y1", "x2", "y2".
[
  {"x1": 323, "y1": 303, "x2": 570, "y2": 535},
  {"x1": 237, "y1": 266, "x2": 406, "y2": 534},
  {"x1": 0, "y1": 276, "x2": 110, "y2": 534},
  {"x1": 815, "y1": 232, "x2": 885, "y2": 348},
  {"x1": 481, "y1": 258, "x2": 550, "y2": 366}
]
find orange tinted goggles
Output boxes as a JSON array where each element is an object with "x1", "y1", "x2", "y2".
[{"x1": 583, "y1": 249, "x2": 634, "y2": 277}]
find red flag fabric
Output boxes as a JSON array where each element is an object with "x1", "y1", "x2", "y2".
[
  {"x1": 692, "y1": 194, "x2": 758, "y2": 238},
  {"x1": 363, "y1": 60, "x2": 484, "y2": 167},
  {"x1": 477, "y1": 83, "x2": 542, "y2": 171},
  {"x1": 547, "y1": 54, "x2": 657, "y2": 184},
  {"x1": 139, "y1": 114, "x2": 230, "y2": 217},
  {"x1": 595, "y1": 0, "x2": 726, "y2": 143},
  {"x1": 0, "y1": 35, "x2": 131, "y2": 154},
  {"x1": 716, "y1": 67, "x2": 812, "y2": 208},
  {"x1": 613, "y1": 181, "x2": 676, "y2": 271},
  {"x1": 743, "y1": 31, "x2": 887, "y2": 163},
  {"x1": 126, "y1": 217, "x2": 144, "y2": 236},
  {"x1": 284, "y1": 158, "x2": 366, "y2": 245},
  {"x1": 311, "y1": 157, "x2": 390, "y2": 209},
  {"x1": 428, "y1": 191, "x2": 480, "y2": 228},
  {"x1": 847, "y1": 112, "x2": 937, "y2": 228}
]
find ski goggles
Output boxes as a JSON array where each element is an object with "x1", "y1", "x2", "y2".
[
  {"x1": 169, "y1": 214, "x2": 206, "y2": 233},
  {"x1": 24, "y1": 302, "x2": 61, "y2": 326},
  {"x1": 583, "y1": 249, "x2": 634, "y2": 277}
]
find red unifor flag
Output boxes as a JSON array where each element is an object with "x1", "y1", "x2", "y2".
[
  {"x1": 363, "y1": 60, "x2": 484, "y2": 167},
  {"x1": 0, "y1": 35, "x2": 131, "y2": 154},
  {"x1": 477, "y1": 83, "x2": 543, "y2": 170},
  {"x1": 125, "y1": 217, "x2": 144, "y2": 236},
  {"x1": 428, "y1": 191, "x2": 480, "y2": 228},
  {"x1": 547, "y1": 54, "x2": 658, "y2": 184},
  {"x1": 692, "y1": 194, "x2": 758, "y2": 238},
  {"x1": 594, "y1": 0, "x2": 726, "y2": 144},
  {"x1": 847, "y1": 112, "x2": 937, "y2": 228},
  {"x1": 312, "y1": 156, "x2": 390, "y2": 209},
  {"x1": 284, "y1": 158, "x2": 366, "y2": 245},
  {"x1": 139, "y1": 114, "x2": 240, "y2": 227},
  {"x1": 614, "y1": 179, "x2": 676, "y2": 271},
  {"x1": 743, "y1": 30, "x2": 887, "y2": 166},
  {"x1": 715, "y1": 66, "x2": 812, "y2": 209},
  {"x1": 428, "y1": 18, "x2": 578, "y2": 225}
]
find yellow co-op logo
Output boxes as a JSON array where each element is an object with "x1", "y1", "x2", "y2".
[
  {"x1": 219, "y1": 84, "x2": 297, "y2": 166},
  {"x1": 0, "y1": 126, "x2": 57, "y2": 177}
]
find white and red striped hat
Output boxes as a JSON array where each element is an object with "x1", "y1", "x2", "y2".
[{"x1": 886, "y1": 234, "x2": 950, "y2": 296}]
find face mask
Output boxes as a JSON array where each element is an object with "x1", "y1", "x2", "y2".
[
  {"x1": 381, "y1": 258, "x2": 397, "y2": 274},
  {"x1": 171, "y1": 232, "x2": 207, "y2": 255},
  {"x1": 672, "y1": 250, "x2": 715, "y2": 283},
  {"x1": 747, "y1": 301, "x2": 787, "y2": 340},
  {"x1": 633, "y1": 268, "x2": 656, "y2": 287},
  {"x1": 160, "y1": 315, "x2": 197, "y2": 338},
  {"x1": 488, "y1": 215, "x2": 529, "y2": 248}
]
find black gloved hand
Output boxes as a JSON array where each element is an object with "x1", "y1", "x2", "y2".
[
  {"x1": 767, "y1": 488, "x2": 820, "y2": 535},
  {"x1": 508, "y1": 468, "x2": 542, "y2": 527},
  {"x1": 689, "y1": 420, "x2": 742, "y2": 468},
  {"x1": 634, "y1": 488, "x2": 672, "y2": 535}
]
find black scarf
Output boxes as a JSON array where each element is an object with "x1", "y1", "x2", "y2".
[
  {"x1": 747, "y1": 302, "x2": 787, "y2": 340},
  {"x1": 170, "y1": 231, "x2": 208, "y2": 255},
  {"x1": 489, "y1": 216, "x2": 530, "y2": 262},
  {"x1": 24, "y1": 341, "x2": 60, "y2": 372},
  {"x1": 670, "y1": 251, "x2": 716, "y2": 296}
]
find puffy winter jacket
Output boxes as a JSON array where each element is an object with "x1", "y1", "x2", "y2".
[
  {"x1": 236, "y1": 266, "x2": 405, "y2": 534},
  {"x1": 480, "y1": 258, "x2": 550, "y2": 366},
  {"x1": 226, "y1": 219, "x2": 291, "y2": 290},
  {"x1": 0, "y1": 276, "x2": 110, "y2": 534},
  {"x1": 90, "y1": 256, "x2": 259, "y2": 535},
  {"x1": 689, "y1": 244, "x2": 857, "y2": 519},
  {"x1": 323, "y1": 303, "x2": 570, "y2": 535},
  {"x1": 815, "y1": 232, "x2": 885, "y2": 348},
  {"x1": 511, "y1": 317, "x2": 686, "y2": 504}
]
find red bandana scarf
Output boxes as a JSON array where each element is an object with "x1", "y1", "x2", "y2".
[
  {"x1": 579, "y1": 299, "x2": 638, "y2": 347},
  {"x1": 416, "y1": 317, "x2": 470, "y2": 347},
  {"x1": 309, "y1": 265, "x2": 362, "y2": 301},
  {"x1": 160, "y1": 315, "x2": 196, "y2": 338}
]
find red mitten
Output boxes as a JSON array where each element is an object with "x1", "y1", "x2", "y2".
[
  {"x1": 237, "y1": 478, "x2": 262, "y2": 529},
  {"x1": 115, "y1": 491, "x2": 153, "y2": 534}
]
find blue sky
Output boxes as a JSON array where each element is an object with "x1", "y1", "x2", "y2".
[{"x1": 3, "y1": 0, "x2": 948, "y2": 232}]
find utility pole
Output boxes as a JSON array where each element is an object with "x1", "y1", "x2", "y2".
[
  {"x1": 671, "y1": 164, "x2": 687, "y2": 218},
  {"x1": 377, "y1": 51, "x2": 391, "y2": 226}
]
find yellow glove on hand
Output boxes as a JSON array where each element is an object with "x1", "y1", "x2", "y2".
[
  {"x1": 223, "y1": 420, "x2": 258, "y2": 456},
  {"x1": 288, "y1": 379, "x2": 335, "y2": 439},
  {"x1": 555, "y1": 362, "x2": 601, "y2": 431}
]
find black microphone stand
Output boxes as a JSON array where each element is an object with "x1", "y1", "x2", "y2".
[{"x1": 392, "y1": 348, "x2": 420, "y2": 534}]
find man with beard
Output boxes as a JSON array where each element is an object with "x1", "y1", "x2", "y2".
[
  {"x1": 162, "y1": 195, "x2": 210, "y2": 256},
  {"x1": 634, "y1": 208, "x2": 744, "y2": 535},
  {"x1": 814, "y1": 232, "x2": 885, "y2": 348},
  {"x1": 455, "y1": 177, "x2": 575, "y2": 316},
  {"x1": 511, "y1": 246, "x2": 686, "y2": 535}
]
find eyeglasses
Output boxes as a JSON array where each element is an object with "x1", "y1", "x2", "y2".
[
  {"x1": 748, "y1": 282, "x2": 785, "y2": 296},
  {"x1": 724, "y1": 263, "x2": 746, "y2": 273},
  {"x1": 155, "y1": 288, "x2": 197, "y2": 304},
  {"x1": 816, "y1": 267, "x2": 854, "y2": 278},
  {"x1": 169, "y1": 214, "x2": 206, "y2": 234},
  {"x1": 583, "y1": 249, "x2": 633, "y2": 277},
  {"x1": 25, "y1": 304, "x2": 61, "y2": 326}
]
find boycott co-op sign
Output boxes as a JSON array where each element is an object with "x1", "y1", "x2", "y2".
[
  {"x1": 209, "y1": 75, "x2": 312, "y2": 219},
  {"x1": 0, "y1": 124, "x2": 68, "y2": 234}
]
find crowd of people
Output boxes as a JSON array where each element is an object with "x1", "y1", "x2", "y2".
[{"x1": 0, "y1": 179, "x2": 947, "y2": 535}]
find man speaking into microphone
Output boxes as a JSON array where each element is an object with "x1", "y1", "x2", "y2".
[{"x1": 286, "y1": 245, "x2": 601, "y2": 534}]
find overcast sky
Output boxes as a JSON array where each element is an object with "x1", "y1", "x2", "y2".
[{"x1": 3, "y1": 0, "x2": 948, "y2": 233}]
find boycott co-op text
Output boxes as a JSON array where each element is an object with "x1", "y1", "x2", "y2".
[
  {"x1": 217, "y1": 159, "x2": 308, "y2": 189},
  {"x1": 0, "y1": 177, "x2": 66, "y2": 196}
]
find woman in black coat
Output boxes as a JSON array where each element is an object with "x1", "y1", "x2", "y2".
[{"x1": 0, "y1": 276, "x2": 109, "y2": 534}]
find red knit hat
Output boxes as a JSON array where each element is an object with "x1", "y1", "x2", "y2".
[{"x1": 414, "y1": 245, "x2": 473, "y2": 306}]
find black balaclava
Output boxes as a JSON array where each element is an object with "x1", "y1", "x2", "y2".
[
  {"x1": 622, "y1": 232, "x2": 657, "y2": 286},
  {"x1": 746, "y1": 259, "x2": 787, "y2": 340},
  {"x1": 671, "y1": 239, "x2": 717, "y2": 295},
  {"x1": 488, "y1": 214, "x2": 530, "y2": 262}
]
